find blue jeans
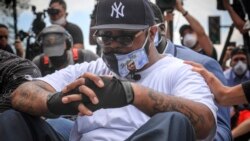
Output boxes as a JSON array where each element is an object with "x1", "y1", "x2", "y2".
[
  {"x1": 0, "y1": 110, "x2": 64, "y2": 141},
  {"x1": 125, "y1": 112, "x2": 195, "y2": 141},
  {"x1": 46, "y1": 117, "x2": 74, "y2": 141}
]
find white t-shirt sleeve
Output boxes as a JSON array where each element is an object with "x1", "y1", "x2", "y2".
[{"x1": 171, "y1": 61, "x2": 217, "y2": 141}]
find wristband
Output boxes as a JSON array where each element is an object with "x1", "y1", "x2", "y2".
[
  {"x1": 183, "y1": 11, "x2": 188, "y2": 17},
  {"x1": 242, "y1": 81, "x2": 250, "y2": 103},
  {"x1": 120, "y1": 80, "x2": 134, "y2": 104}
]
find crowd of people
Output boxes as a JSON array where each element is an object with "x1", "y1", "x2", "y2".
[{"x1": 1, "y1": 0, "x2": 250, "y2": 141}]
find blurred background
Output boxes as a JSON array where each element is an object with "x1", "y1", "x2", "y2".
[{"x1": 0, "y1": 0, "x2": 246, "y2": 59}]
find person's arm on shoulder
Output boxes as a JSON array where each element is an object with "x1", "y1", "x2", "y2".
[
  {"x1": 185, "y1": 61, "x2": 249, "y2": 106},
  {"x1": 175, "y1": 0, "x2": 214, "y2": 56},
  {"x1": 201, "y1": 58, "x2": 232, "y2": 141}
]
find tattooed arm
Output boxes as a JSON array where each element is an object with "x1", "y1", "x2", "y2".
[
  {"x1": 11, "y1": 80, "x2": 56, "y2": 116},
  {"x1": 131, "y1": 84, "x2": 215, "y2": 139}
]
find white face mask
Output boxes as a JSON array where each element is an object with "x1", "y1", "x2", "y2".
[
  {"x1": 114, "y1": 34, "x2": 149, "y2": 77},
  {"x1": 233, "y1": 61, "x2": 248, "y2": 76},
  {"x1": 183, "y1": 33, "x2": 198, "y2": 48},
  {"x1": 50, "y1": 16, "x2": 66, "y2": 25}
]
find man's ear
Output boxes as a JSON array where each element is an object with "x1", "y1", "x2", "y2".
[{"x1": 149, "y1": 26, "x2": 157, "y2": 41}]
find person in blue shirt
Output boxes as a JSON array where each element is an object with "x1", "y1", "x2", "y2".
[
  {"x1": 223, "y1": 45, "x2": 250, "y2": 140},
  {"x1": 224, "y1": 46, "x2": 250, "y2": 86},
  {"x1": 149, "y1": 2, "x2": 232, "y2": 141}
]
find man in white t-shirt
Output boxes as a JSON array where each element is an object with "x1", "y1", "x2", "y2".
[{"x1": 13, "y1": 0, "x2": 217, "y2": 140}]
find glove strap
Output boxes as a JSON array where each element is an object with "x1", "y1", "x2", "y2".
[{"x1": 121, "y1": 80, "x2": 134, "y2": 104}]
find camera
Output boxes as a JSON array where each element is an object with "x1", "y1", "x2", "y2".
[
  {"x1": 216, "y1": 0, "x2": 225, "y2": 10},
  {"x1": 47, "y1": 8, "x2": 60, "y2": 16},
  {"x1": 156, "y1": 0, "x2": 176, "y2": 13},
  {"x1": 24, "y1": 5, "x2": 46, "y2": 60}
]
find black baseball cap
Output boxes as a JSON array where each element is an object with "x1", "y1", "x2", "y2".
[
  {"x1": 91, "y1": 0, "x2": 155, "y2": 30},
  {"x1": 148, "y1": 1, "x2": 164, "y2": 23}
]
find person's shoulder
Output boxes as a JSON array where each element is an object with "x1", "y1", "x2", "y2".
[
  {"x1": 223, "y1": 68, "x2": 232, "y2": 76},
  {"x1": 2, "y1": 44, "x2": 14, "y2": 54},
  {"x1": 174, "y1": 44, "x2": 219, "y2": 67},
  {"x1": 65, "y1": 22, "x2": 81, "y2": 30},
  {"x1": 0, "y1": 49, "x2": 15, "y2": 57},
  {"x1": 160, "y1": 55, "x2": 187, "y2": 69}
]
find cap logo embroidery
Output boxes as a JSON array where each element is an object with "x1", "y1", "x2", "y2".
[{"x1": 111, "y1": 2, "x2": 125, "y2": 18}]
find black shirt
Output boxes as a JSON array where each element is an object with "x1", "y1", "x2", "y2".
[{"x1": 0, "y1": 50, "x2": 41, "y2": 112}]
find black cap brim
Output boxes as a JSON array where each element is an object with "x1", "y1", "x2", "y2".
[{"x1": 91, "y1": 24, "x2": 149, "y2": 30}]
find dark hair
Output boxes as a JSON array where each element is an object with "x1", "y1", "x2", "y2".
[
  {"x1": 148, "y1": 1, "x2": 164, "y2": 23},
  {"x1": 0, "y1": 24, "x2": 8, "y2": 30},
  {"x1": 179, "y1": 24, "x2": 192, "y2": 37},
  {"x1": 230, "y1": 45, "x2": 248, "y2": 58},
  {"x1": 49, "y1": 0, "x2": 67, "y2": 10}
]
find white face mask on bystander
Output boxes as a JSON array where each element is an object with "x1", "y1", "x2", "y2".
[
  {"x1": 233, "y1": 61, "x2": 248, "y2": 76},
  {"x1": 50, "y1": 16, "x2": 66, "y2": 25},
  {"x1": 183, "y1": 33, "x2": 198, "y2": 49}
]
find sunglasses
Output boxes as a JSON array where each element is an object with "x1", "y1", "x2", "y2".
[
  {"x1": 0, "y1": 35, "x2": 8, "y2": 39},
  {"x1": 47, "y1": 8, "x2": 60, "y2": 15},
  {"x1": 93, "y1": 30, "x2": 144, "y2": 47}
]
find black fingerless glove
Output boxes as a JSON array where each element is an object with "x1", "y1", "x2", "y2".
[
  {"x1": 83, "y1": 76, "x2": 134, "y2": 111},
  {"x1": 47, "y1": 89, "x2": 81, "y2": 116},
  {"x1": 46, "y1": 76, "x2": 134, "y2": 115}
]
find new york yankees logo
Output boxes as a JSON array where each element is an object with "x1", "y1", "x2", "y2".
[{"x1": 111, "y1": 2, "x2": 125, "y2": 18}]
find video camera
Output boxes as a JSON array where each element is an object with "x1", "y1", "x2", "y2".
[
  {"x1": 24, "y1": 5, "x2": 47, "y2": 61},
  {"x1": 217, "y1": 0, "x2": 250, "y2": 20}
]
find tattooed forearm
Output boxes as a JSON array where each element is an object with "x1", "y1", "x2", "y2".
[
  {"x1": 11, "y1": 81, "x2": 54, "y2": 116},
  {"x1": 129, "y1": 84, "x2": 215, "y2": 139},
  {"x1": 148, "y1": 90, "x2": 205, "y2": 133}
]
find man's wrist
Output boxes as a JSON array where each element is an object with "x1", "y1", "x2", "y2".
[
  {"x1": 121, "y1": 80, "x2": 134, "y2": 104},
  {"x1": 182, "y1": 10, "x2": 188, "y2": 17},
  {"x1": 45, "y1": 93, "x2": 60, "y2": 118}
]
